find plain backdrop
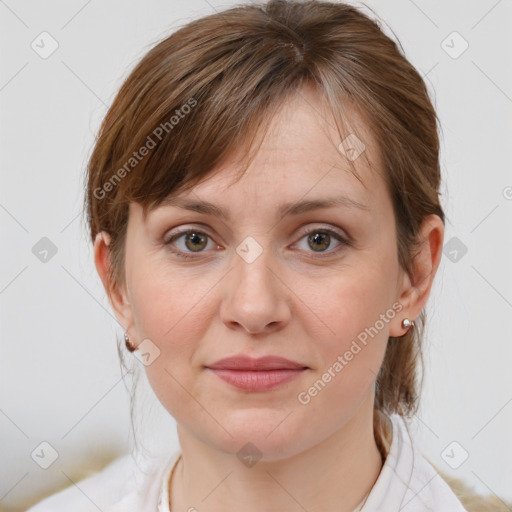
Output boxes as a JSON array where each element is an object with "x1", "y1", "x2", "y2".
[{"x1": 1, "y1": 0, "x2": 511, "y2": 510}]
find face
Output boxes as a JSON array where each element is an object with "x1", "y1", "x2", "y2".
[{"x1": 113, "y1": 87, "x2": 408, "y2": 460}]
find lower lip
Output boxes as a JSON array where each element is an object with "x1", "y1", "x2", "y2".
[{"x1": 207, "y1": 368, "x2": 306, "y2": 391}]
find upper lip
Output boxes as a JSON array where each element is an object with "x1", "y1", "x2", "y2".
[{"x1": 206, "y1": 355, "x2": 308, "y2": 371}]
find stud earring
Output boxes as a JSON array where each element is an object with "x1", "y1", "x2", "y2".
[
  {"x1": 401, "y1": 318, "x2": 415, "y2": 329},
  {"x1": 124, "y1": 332, "x2": 136, "y2": 352}
]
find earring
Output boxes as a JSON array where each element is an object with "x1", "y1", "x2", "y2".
[
  {"x1": 401, "y1": 318, "x2": 415, "y2": 329},
  {"x1": 124, "y1": 332, "x2": 136, "y2": 352}
]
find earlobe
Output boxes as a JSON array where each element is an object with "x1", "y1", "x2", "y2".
[
  {"x1": 389, "y1": 270, "x2": 414, "y2": 337},
  {"x1": 390, "y1": 214, "x2": 444, "y2": 337}
]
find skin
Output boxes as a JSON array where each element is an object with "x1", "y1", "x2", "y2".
[{"x1": 94, "y1": 85, "x2": 444, "y2": 512}]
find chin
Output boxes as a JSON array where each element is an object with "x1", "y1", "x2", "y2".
[{"x1": 203, "y1": 409, "x2": 309, "y2": 461}]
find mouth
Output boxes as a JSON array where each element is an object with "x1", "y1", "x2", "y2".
[
  {"x1": 205, "y1": 355, "x2": 309, "y2": 392},
  {"x1": 206, "y1": 368, "x2": 307, "y2": 391}
]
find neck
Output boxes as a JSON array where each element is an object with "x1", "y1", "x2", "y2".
[{"x1": 170, "y1": 400, "x2": 385, "y2": 512}]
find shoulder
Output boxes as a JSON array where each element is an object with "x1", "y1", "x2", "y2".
[
  {"x1": 431, "y1": 463, "x2": 512, "y2": 512},
  {"x1": 26, "y1": 450, "x2": 180, "y2": 512},
  {"x1": 366, "y1": 413, "x2": 469, "y2": 511},
  {"x1": 382, "y1": 414, "x2": 511, "y2": 512},
  {"x1": 395, "y1": 413, "x2": 469, "y2": 511}
]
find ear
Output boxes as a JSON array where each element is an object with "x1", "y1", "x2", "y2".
[
  {"x1": 93, "y1": 231, "x2": 134, "y2": 337},
  {"x1": 389, "y1": 214, "x2": 444, "y2": 337}
]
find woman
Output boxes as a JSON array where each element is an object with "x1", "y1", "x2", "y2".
[{"x1": 27, "y1": 0, "x2": 471, "y2": 510}]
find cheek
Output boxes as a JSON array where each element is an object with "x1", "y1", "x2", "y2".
[
  {"x1": 290, "y1": 264, "x2": 395, "y2": 450},
  {"x1": 129, "y1": 253, "x2": 216, "y2": 342},
  {"x1": 323, "y1": 266, "x2": 395, "y2": 345},
  {"x1": 127, "y1": 260, "x2": 219, "y2": 410},
  {"x1": 308, "y1": 249, "x2": 399, "y2": 391}
]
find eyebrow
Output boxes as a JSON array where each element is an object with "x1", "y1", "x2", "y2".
[{"x1": 159, "y1": 195, "x2": 369, "y2": 221}]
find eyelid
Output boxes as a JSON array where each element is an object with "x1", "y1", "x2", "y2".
[
  {"x1": 164, "y1": 222, "x2": 348, "y2": 242},
  {"x1": 294, "y1": 222, "x2": 349, "y2": 241},
  {"x1": 163, "y1": 224, "x2": 215, "y2": 242}
]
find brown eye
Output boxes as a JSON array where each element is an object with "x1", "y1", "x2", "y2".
[
  {"x1": 165, "y1": 229, "x2": 215, "y2": 259},
  {"x1": 294, "y1": 228, "x2": 349, "y2": 258},
  {"x1": 184, "y1": 231, "x2": 208, "y2": 252},
  {"x1": 307, "y1": 232, "x2": 331, "y2": 252}
]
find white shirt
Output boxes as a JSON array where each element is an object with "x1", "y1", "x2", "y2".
[{"x1": 26, "y1": 414, "x2": 467, "y2": 512}]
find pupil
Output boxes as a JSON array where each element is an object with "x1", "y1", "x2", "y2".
[
  {"x1": 187, "y1": 232, "x2": 206, "y2": 251},
  {"x1": 309, "y1": 232, "x2": 329, "y2": 251}
]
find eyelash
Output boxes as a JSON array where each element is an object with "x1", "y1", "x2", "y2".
[{"x1": 163, "y1": 227, "x2": 351, "y2": 261}]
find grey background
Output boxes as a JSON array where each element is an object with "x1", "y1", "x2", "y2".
[{"x1": 1, "y1": 0, "x2": 511, "y2": 510}]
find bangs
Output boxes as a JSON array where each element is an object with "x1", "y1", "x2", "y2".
[{"x1": 94, "y1": 7, "x2": 373, "y2": 222}]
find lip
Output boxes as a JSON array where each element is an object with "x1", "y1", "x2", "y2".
[
  {"x1": 205, "y1": 355, "x2": 308, "y2": 392},
  {"x1": 207, "y1": 368, "x2": 306, "y2": 391},
  {"x1": 206, "y1": 355, "x2": 307, "y2": 371}
]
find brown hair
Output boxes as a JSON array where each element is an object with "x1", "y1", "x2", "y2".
[{"x1": 84, "y1": 0, "x2": 444, "y2": 441}]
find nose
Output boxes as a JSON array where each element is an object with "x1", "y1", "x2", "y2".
[{"x1": 220, "y1": 243, "x2": 292, "y2": 336}]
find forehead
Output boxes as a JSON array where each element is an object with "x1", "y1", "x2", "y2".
[
  {"x1": 262, "y1": 86, "x2": 375, "y2": 154},
  {"x1": 142, "y1": 86, "x2": 387, "y2": 222},
  {"x1": 181, "y1": 91, "x2": 378, "y2": 194}
]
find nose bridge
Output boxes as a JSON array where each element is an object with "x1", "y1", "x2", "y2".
[
  {"x1": 234, "y1": 237, "x2": 272, "y2": 289},
  {"x1": 221, "y1": 234, "x2": 290, "y2": 333},
  {"x1": 233, "y1": 234, "x2": 277, "y2": 300}
]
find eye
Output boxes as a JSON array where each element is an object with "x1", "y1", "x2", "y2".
[
  {"x1": 164, "y1": 229, "x2": 218, "y2": 259},
  {"x1": 164, "y1": 226, "x2": 350, "y2": 261},
  {"x1": 293, "y1": 227, "x2": 350, "y2": 257}
]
